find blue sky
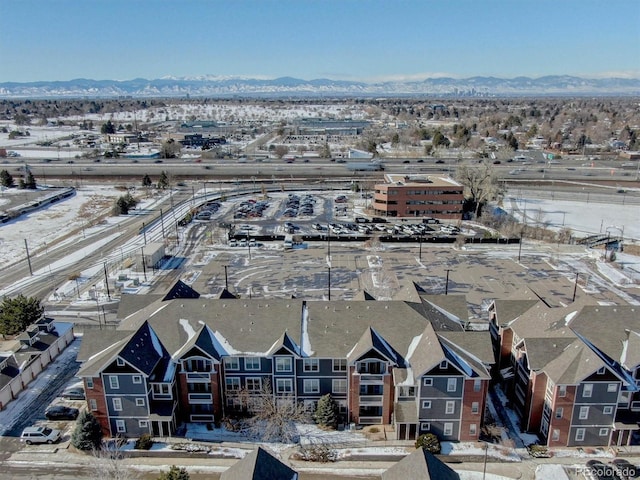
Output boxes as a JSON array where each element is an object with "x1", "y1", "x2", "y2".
[{"x1": 1, "y1": 0, "x2": 639, "y2": 83}]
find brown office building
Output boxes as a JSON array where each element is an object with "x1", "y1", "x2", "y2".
[{"x1": 372, "y1": 174, "x2": 464, "y2": 219}]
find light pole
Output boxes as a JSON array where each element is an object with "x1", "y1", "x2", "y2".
[{"x1": 93, "y1": 285, "x2": 102, "y2": 330}]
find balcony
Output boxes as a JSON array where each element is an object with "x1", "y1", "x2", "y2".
[
  {"x1": 359, "y1": 416, "x2": 383, "y2": 424},
  {"x1": 359, "y1": 375, "x2": 385, "y2": 384},
  {"x1": 359, "y1": 395, "x2": 384, "y2": 405},
  {"x1": 186, "y1": 372, "x2": 211, "y2": 382},
  {"x1": 188, "y1": 393, "x2": 213, "y2": 403}
]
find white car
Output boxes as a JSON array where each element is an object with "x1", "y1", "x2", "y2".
[{"x1": 21, "y1": 426, "x2": 61, "y2": 445}]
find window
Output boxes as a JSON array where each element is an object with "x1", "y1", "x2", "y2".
[
  {"x1": 446, "y1": 401, "x2": 455, "y2": 414},
  {"x1": 603, "y1": 406, "x2": 614, "y2": 415},
  {"x1": 473, "y1": 379, "x2": 482, "y2": 392},
  {"x1": 226, "y1": 377, "x2": 240, "y2": 391},
  {"x1": 443, "y1": 422, "x2": 453, "y2": 436},
  {"x1": 422, "y1": 400, "x2": 432, "y2": 409},
  {"x1": 447, "y1": 378, "x2": 457, "y2": 392},
  {"x1": 109, "y1": 376, "x2": 119, "y2": 389},
  {"x1": 575, "y1": 428, "x2": 585, "y2": 442},
  {"x1": 423, "y1": 378, "x2": 433, "y2": 387},
  {"x1": 303, "y1": 358, "x2": 319, "y2": 372},
  {"x1": 112, "y1": 398, "x2": 122, "y2": 411},
  {"x1": 337, "y1": 400, "x2": 347, "y2": 414},
  {"x1": 275, "y1": 357, "x2": 292, "y2": 372},
  {"x1": 246, "y1": 377, "x2": 262, "y2": 391},
  {"x1": 579, "y1": 406, "x2": 589, "y2": 420},
  {"x1": 139, "y1": 420, "x2": 148, "y2": 428},
  {"x1": 471, "y1": 402, "x2": 479, "y2": 414},
  {"x1": 304, "y1": 379, "x2": 320, "y2": 394},
  {"x1": 597, "y1": 367, "x2": 605, "y2": 374},
  {"x1": 332, "y1": 379, "x2": 347, "y2": 395},
  {"x1": 558, "y1": 385, "x2": 567, "y2": 397},
  {"x1": 469, "y1": 424, "x2": 477, "y2": 436},
  {"x1": 224, "y1": 357, "x2": 239, "y2": 371},
  {"x1": 245, "y1": 357, "x2": 260, "y2": 371},
  {"x1": 89, "y1": 399, "x2": 97, "y2": 411},
  {"x1": 552, "y1": 429, "x2": 560, "y2": 441},
  {"x1": 420, "y1": 422, "x2": 430, "y2": 431},
  {"x1": 276, "y1": 378, "x2": 293, "y2": 394},
  {"x1": 135, "y1": 398, "x2": 145, "y2": 407},
  {"x1": 583, "y1": 383, "x2": 593, "y2": 398},
  {"x1": 440, "y1": 360, "x2": 448, "y2": 369},
  {"x1": 619, "y1": 391, "x2": 631, "y2": 404},
  {"x1": 86, "y1": 378, "x2": 94, "y2": 389},
  {"x1": 333, "y1": 359, "x2": 347, "y2": 372},
  {"x1": 116, "y1": 357, "x2": 125, "y2": 367},
  {"x1": 555, "y1": 407, "x2": 563, "y2": 419},
  {"x1": 399, "y1": 386, "x2": 415, "y2": 397},
  {"x1": 608, "y1": 383, "x2": 618, "y2": 393},
  {"x1": 599, "y1": 428, "x2": 609, "y2": 437},
  {"x1": 115, "y1": 420, "x2": 126, "y2": 433},
  {"x1": 152, "y1": 383, "x2": 171, "y2": 397},
  {"x1": 132, "y1": 375, "x2": 142, "y2": 384}
]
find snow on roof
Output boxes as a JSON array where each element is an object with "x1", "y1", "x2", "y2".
[{"x1": 179, "y1": 318, "x2": 196, "y2": 342}]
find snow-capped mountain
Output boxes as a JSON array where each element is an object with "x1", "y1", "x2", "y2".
[{"x1": 0, "y1": 75, "x2": 638, "y2": 98}]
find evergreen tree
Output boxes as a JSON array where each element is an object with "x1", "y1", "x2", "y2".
[
  {"x1": 142, "y1": 174, "x2": 152, "y2": 187},
  {"x1": 0, "y1": 169, "x2": 14, "y2": 188},
  {"x1": 24, "y1": 171, "x2": 37, "y2": 189},
  {"x1": 71, "y1": 411, "x2": 103, "y2": 451},
  {"x1": 313, "y1": 393, "x2": 338, "y2": 429},
  {"x1": 157, "y1": 171, "x2": 169, "y2": 189},
  {"x1": 0, "y1": 294, "x2": 44, "y2": 336},
  {"x1": 415, "y1": 433, "x2": 441, "y2": 454},
  {"x1": 100, "y1": 120, "x2": 115, "y2": 134},
  {"x1": 157, "y1": 465, "x2": 190, "y2": 480}
]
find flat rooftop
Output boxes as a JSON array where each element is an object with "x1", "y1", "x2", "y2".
[{"x1": 382, "y1": 174, "x2": 462, "y2": 187}]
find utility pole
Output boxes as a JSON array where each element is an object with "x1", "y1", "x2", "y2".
[
  {"x1": 24, "y1": 239, "x2": 33, "y2": 276},
  {"x1": 175, "y1": 221, "x2": 179, "y2": 245},
  {"x1": 327, "y1": 223, "x2": 331, "y2": 259},
  {"x1": 103, "y1": 262, "x2": 111, "y2": 300},
  {"x1": 142, "y1": 222, "x2": 147, "y2": 245},
  {"x1": 419, "y1": 236, "x2": 423, "y2": 261},
  {"x1": 572, "y1": 272, "x2": 579, "y2": 302},
  {"x1": 141, "y1": 247, "x2": 147, "y2": 282},
  {"x1": 224, "y1": 265, "x2": 229, "y2": 289},
  {"x1": 445, "y1": 269, "x2": 451, "y2": 295},
  {"x1": 160, "y1": 208, "x2": 165, "y2": 239},
  {"x1": 327, "y1": 267, "x2": 331, "y2": 301}
]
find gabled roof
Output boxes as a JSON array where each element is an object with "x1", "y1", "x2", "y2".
[
  {"x1": 569, "y1": 305, "x2": 640, "y2": 369},
  {"x1": 267, "y1": 332, "x2": 300, "y2": 357},
  {"x1": 77, "y1": 330, "x2": 132, "y2": 362},
  {"x1": 491, "y1": 299, "x2": 540, "y2": 327},
  {"x1": 162, "y1": 280, "x2": 200, "y2": 301},
  {"x1": 407, "y1": 295, "x2": 465, "y2": 332},
  {"x1": 347, "y1": 326, "x2": 402, "y2": 365},
  {"x1": 119, "y1": 321, "x2": 167, "y2": 376},
  {"x1": 407, "y1": 323, "x2": 446, "y2": 378},
  {"x1": 218, "y1": 288, "x2": 238, "y2": 299},
  {"x1": 117, "y1": 293, "x2": 164, "y2": 320},
  {"x1": 508, "y1": 296, "x2": 595, "y2": 339},
  {"x1": 172, "y1": 324, "x2": 223, "y2": 361},
  {"x1": 543, "y1": 339, "x2": 607, "y2": 385},
  {"x1": 524, "y1": 337, "x2": 576, "y2": 371},
  {"x1": 0, "y1": 355, "x2": 20, "y2": 390},
  {"x1": 438, "y1": 334, "x2": 492, "y2": 379},
  {"x1": 220, "y1": 447, "x2": 298, "y2": 480},
  {"x1": 382, "y1": 448, "x2": 460, "y2": 480}
]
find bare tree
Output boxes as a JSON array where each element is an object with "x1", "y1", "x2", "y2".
[
  {"x1": 456, "y1": 163, "x2": 502, "y2": 218},
  {"x1": 235, "y1": 379, "x2": 311, "y2": 443},
  {"x1": 90, "y1": 442, "x2": 138, "y2": 480}
]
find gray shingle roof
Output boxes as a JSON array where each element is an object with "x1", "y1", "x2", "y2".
[
  {"x1": 382, "y1": 448, "x2": 460, "y2": 480},
  {"x1": 220, "y1": 447, "x2": 297, "y2": 480}
]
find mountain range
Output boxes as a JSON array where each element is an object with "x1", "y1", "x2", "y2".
[{"x1": 1, "y1": 75, "x2": 638, "y2": 98}]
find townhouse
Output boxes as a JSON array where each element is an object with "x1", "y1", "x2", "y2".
[
  {"x1": 77, "y1": 283, "x2": 493, "y2": 441},
  {"x1": 490, "y1": 296, "x2": 640, "y2": 447}
]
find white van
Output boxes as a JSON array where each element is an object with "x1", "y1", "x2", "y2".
[{"x1": 21, "y1": 426, "x2": 61, "y2": 445}]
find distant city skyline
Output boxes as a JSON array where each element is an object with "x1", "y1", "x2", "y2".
[{"x1": 1, "y1": 0, "x2": 639, "y2": 83}]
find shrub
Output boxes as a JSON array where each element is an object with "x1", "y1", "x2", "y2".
[
  {"x1": 415, "y1": 433, "x2": 441, "y2": 454},
  {"x1": 368, "y1": 426, "x2": 380, "y2": 434},
  {"x1": 313, "y1": 393, "x2": 338, "y2": 429},
  {"x1": 134, "y1": 433, "x2": 154, "y2": 450}
]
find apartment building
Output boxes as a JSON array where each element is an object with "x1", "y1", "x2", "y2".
[
  {"x1": 77, "y1": 285, "x2": 492, "y2": 441},
  {"x1": 489, "y1": 297, "x2": 640, "y2": 447},
  {"x1": 372, "y1": 174, "x2": 464, "y2": 219}
]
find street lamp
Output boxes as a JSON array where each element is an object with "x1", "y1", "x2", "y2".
[{"x1": 92, "y1": 285, "x2": 102, "y2": 330}]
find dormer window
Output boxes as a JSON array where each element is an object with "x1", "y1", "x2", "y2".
[
  {"x1": 440, "y1": 360, "x2": 448, "y2": 369},
  {"x1": 116, "y1": 357, "x2": 125, "y2": 367}
]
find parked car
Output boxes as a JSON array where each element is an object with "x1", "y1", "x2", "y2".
[
  {"x1": 21, "y1": 426, "x2": 61, "y2": 445},
  {"x1": 61, "y1": 387, "x2": 85, "y2": 400},
  {"x1": 45, "y1": 405, "x2": 79, "y2": 420}
]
